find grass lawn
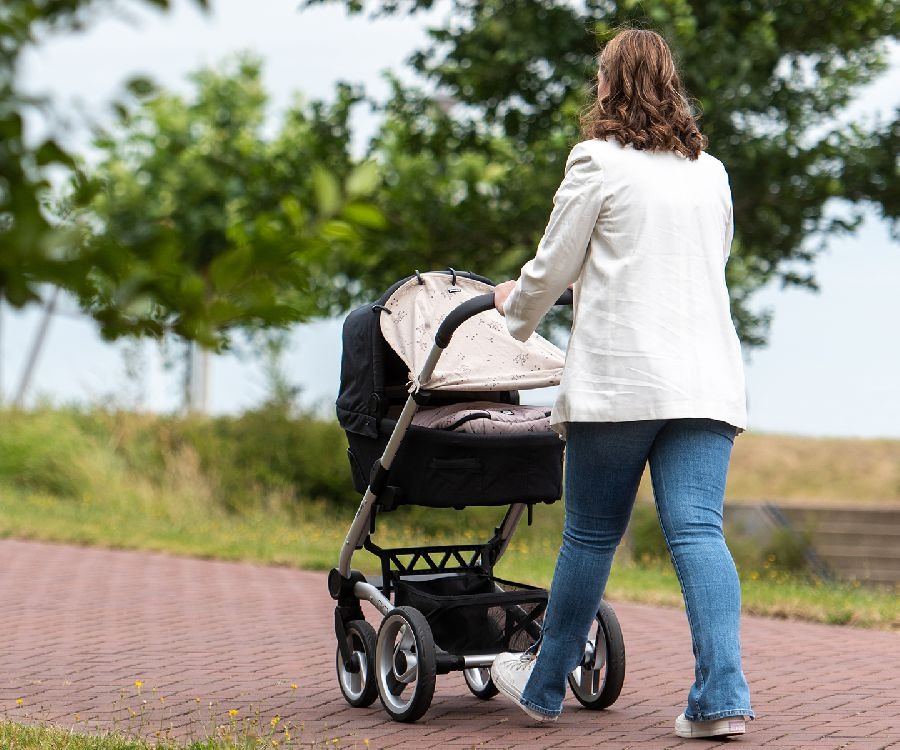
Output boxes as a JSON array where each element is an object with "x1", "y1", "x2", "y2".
[
  {"x1": 1, "y1": 485, "x2": 896, "y2": 630},
  {"x1": 0, "y1": 719, "x2": 352, "y2": 749},
  {"x1": 0, "y1": 722, "x2": 154, "y2": 750}
]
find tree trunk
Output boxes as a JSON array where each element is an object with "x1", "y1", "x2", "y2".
[{"x1": 13, "y1": 286, "x2": 60, "y2": 408}]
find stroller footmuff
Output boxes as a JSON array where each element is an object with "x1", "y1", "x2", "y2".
[{"x1": 329, "y1": 271, "x2": 626, "y2": 722}]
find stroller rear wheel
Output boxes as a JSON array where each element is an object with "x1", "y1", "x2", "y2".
[
  {"x1": 567, "y1": 599, "x2": 626, "y2": 710},
  {"x1": 336, "y1": 620, "x2": 378, "y2": 708},
  {"x1": 463, "y1": 667, "x2": 499, "y2": 700},
  {"x1": 375, "y1": 606, "x2": 437, "y2": 722}
]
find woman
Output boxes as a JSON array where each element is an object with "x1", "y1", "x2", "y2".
[{"x1": 490, "y1": 29, "x2": 754, "y2": 739}]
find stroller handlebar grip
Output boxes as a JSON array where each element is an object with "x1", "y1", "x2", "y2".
[
  {"x1": 435, "y1": 293, "x2": 495, "y2": 348},
  {"x1": 434, "y1": 287, "x2": 573, "y2": 349}
]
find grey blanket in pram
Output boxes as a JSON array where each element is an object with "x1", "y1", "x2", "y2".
[{"x1": 411, "y1": 402, "x2": 552, "y2": 434}]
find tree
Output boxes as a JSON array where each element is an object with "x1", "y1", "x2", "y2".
[
  {"x1": 327, "y1": 78, "x2": 569, "y2": 297},
  {"x1": 3, "y1": 2, "x2": 383, "y2": 357},
  {"x1": 67, "y1": 56, "x2": 384, "y2": 349},
  {"x1": 0, "y1": 0, "x2": 209, "y2": 309},
  {"x1": 312, "y1": 0, "x2": 899, "y2": 346}
]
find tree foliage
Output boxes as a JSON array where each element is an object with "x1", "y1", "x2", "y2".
[
  {"x1": 69, "y1": 57, "x2": 384, "y2": 348},
  {"x1": 0, "y1": 0, "x2": 209, "y2": 308},
  {"x1": 330, "y1": 78, "x2": 573, "y2": 296},
  {"x1": 312, "y1": 0, "x2": 899, "y2": 345},
  {"x1": 3, "y1": 1, "x2": 384, "y2": 351}
]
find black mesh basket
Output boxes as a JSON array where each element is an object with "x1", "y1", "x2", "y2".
[{"x1": 393, "y1": 572, "x2": 547, "y2": 655}]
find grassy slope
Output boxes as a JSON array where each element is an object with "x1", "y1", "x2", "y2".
[
  {"x1": 727, "y1": 432, "x2": 900, "y2": 504},
  {"x1": 618, "y1": 430, "x2": 900, "y2": 508},
  {"x1": 0, "y1": 408, "x2": 897, "y2": 629}
]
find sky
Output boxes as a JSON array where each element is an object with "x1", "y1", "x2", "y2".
[{"x1": 3, "y1": 0, "x2": 899, "y2": 438}]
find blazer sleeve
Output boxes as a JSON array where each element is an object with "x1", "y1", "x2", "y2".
[
  {"x1": 723, "y1": 201, "x2": 734, "y2": 264},
  {"x1": 503, "y1": 142, "x2": 605, "y2": 341},
  {"x1": 722, "y1": 163, "x2": 735, "y2": 264}
]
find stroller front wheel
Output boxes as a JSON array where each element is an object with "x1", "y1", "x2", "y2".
[
  {"x1": 567, "y1": 599, "x2": 626, "y2": 710},
  {"x1": 336, "y1": 620, "x2": 378, "y2": 708},
  {"x1": 375, "y1": 606, "x2": 437, "y2": 722},
  {"x1": 463, "y1": 667, "x2": 499, "y2": 700}
]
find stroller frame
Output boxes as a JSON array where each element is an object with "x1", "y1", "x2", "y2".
[{"x1": 328, "y1": 271, "x2": 625, "y2": 722}]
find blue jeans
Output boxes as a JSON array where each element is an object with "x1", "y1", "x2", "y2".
[{"x1": 520, "y1": 419, "x2": 753, "y2": 721}]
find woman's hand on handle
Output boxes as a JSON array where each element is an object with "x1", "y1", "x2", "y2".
[{"x1": 493, "y1": 280, "x2": 517, "y2": 316}]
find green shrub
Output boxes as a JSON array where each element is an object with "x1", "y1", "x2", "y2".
[
  {"x1": 627, "y1": 501, "x2": 669, "y2": 563},
  {"x1": 196, "y1": 406, "x2": 358, "y2": 512},
  {"x1": 0, "y1": 410, "x2": 103, "y2": 497},
  {"x1": 107, "y1": 405, "x2": 360, "y2": 513},
  {"x1": 761, "y1": 526, "x2": 813, "y2": 573},
  {"x1": 0, "y1": 406, "x2": 359, "y2": 516},
  {"x1": 627, "y1": 499, "x2": 816, "y2": 579}
]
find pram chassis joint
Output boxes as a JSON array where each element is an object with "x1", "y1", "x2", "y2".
[{"x1": 353, "y1": 581, "x2": 393, "y2": 616}]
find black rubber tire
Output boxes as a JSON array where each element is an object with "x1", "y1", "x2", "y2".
[
  {"x1": 375, "y1": 606, "x2": 437, "y2": 722},
  {"x1": 567, "y1": 599, "x2": 626, "y2": 710},
  {"x1": 336, "y1": 619, "x2": 378, "y2": 708},
  {"x1": 463, "y1": 667, "x2": 499, "y2": 700}
]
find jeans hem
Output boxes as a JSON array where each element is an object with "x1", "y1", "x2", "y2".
[
  {"x1": 685, "y1": 708, "x2": 754, "y2": 722},
  {"x1": 520, "y1": 698, "x2": 561, "y2": 719}
]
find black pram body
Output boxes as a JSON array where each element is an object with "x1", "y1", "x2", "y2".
[{"x1": 335, "y1": 271, "x2": 564, "y2": 510}]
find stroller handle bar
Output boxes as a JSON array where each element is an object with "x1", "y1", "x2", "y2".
[{"x1": 435, "y1": 287, "x2": 573, "y2": 349}]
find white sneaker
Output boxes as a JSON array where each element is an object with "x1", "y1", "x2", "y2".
[
  {"x1": 490, "y1": 652, "x2": 558, "y2": 723},
  {"x1": 675, "y1": 713, "x2": 747, "y2": 738}
]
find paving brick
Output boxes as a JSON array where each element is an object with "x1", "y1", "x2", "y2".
[{"x1": 1, "y1": 538, "x2": 898, "y2": 748}]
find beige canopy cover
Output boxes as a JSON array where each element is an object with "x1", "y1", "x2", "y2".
[{"x1": 380, "y1": 272, "x2": 566, "y2": 391}]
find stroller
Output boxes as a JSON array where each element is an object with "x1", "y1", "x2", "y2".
[{"x1": 329, "y1": 270, "x2": 626, "y2": 722}]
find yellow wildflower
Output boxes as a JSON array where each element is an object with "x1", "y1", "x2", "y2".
[
  {"x1": 15, "y1": 699, "x2": 23, "y2": 706},
  {"x1": 229, "y1": 709, "x2": 239, "y2": 717},
  {"x1": 134, "y1": 680, "x2": 143, "y2": 689},
  {"x1": 270, "y1": 716, "x2": 280, "y2": 728},
  {"x1": 290, "y1": 683, "x2": 298, "y2": 690}
]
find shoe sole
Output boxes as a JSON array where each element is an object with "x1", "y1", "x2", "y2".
[
  {"x1": 490, "y1": 666, "x2": 558, "y2": 724},
  {"x1": 675, "y1": 717, "x2": 746, "y2": 738}
]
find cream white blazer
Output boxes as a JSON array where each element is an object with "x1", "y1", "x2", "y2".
[{"x1": 504, "y1": 138, "x2": 747, "y2": 434}]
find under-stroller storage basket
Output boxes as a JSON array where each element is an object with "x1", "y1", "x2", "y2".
[
  {"x1": 346, "y1": 422, "x2": 564, "y2": 508},
  {"x1": 394, "y1": 573, "x2": 547, "y2": 655}
]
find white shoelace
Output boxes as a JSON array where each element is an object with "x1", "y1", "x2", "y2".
[{"x1": 508, "y1": 654, "x2": 536, "y2": 672}]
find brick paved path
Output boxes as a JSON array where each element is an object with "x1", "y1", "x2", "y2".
[{"x1": 0, "y1": 538, "x2": 898, "y2": 749}]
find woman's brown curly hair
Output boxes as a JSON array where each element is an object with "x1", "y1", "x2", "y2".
[{"x1": 581, "y1": 29, "x2": 706, "y2": 160}]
